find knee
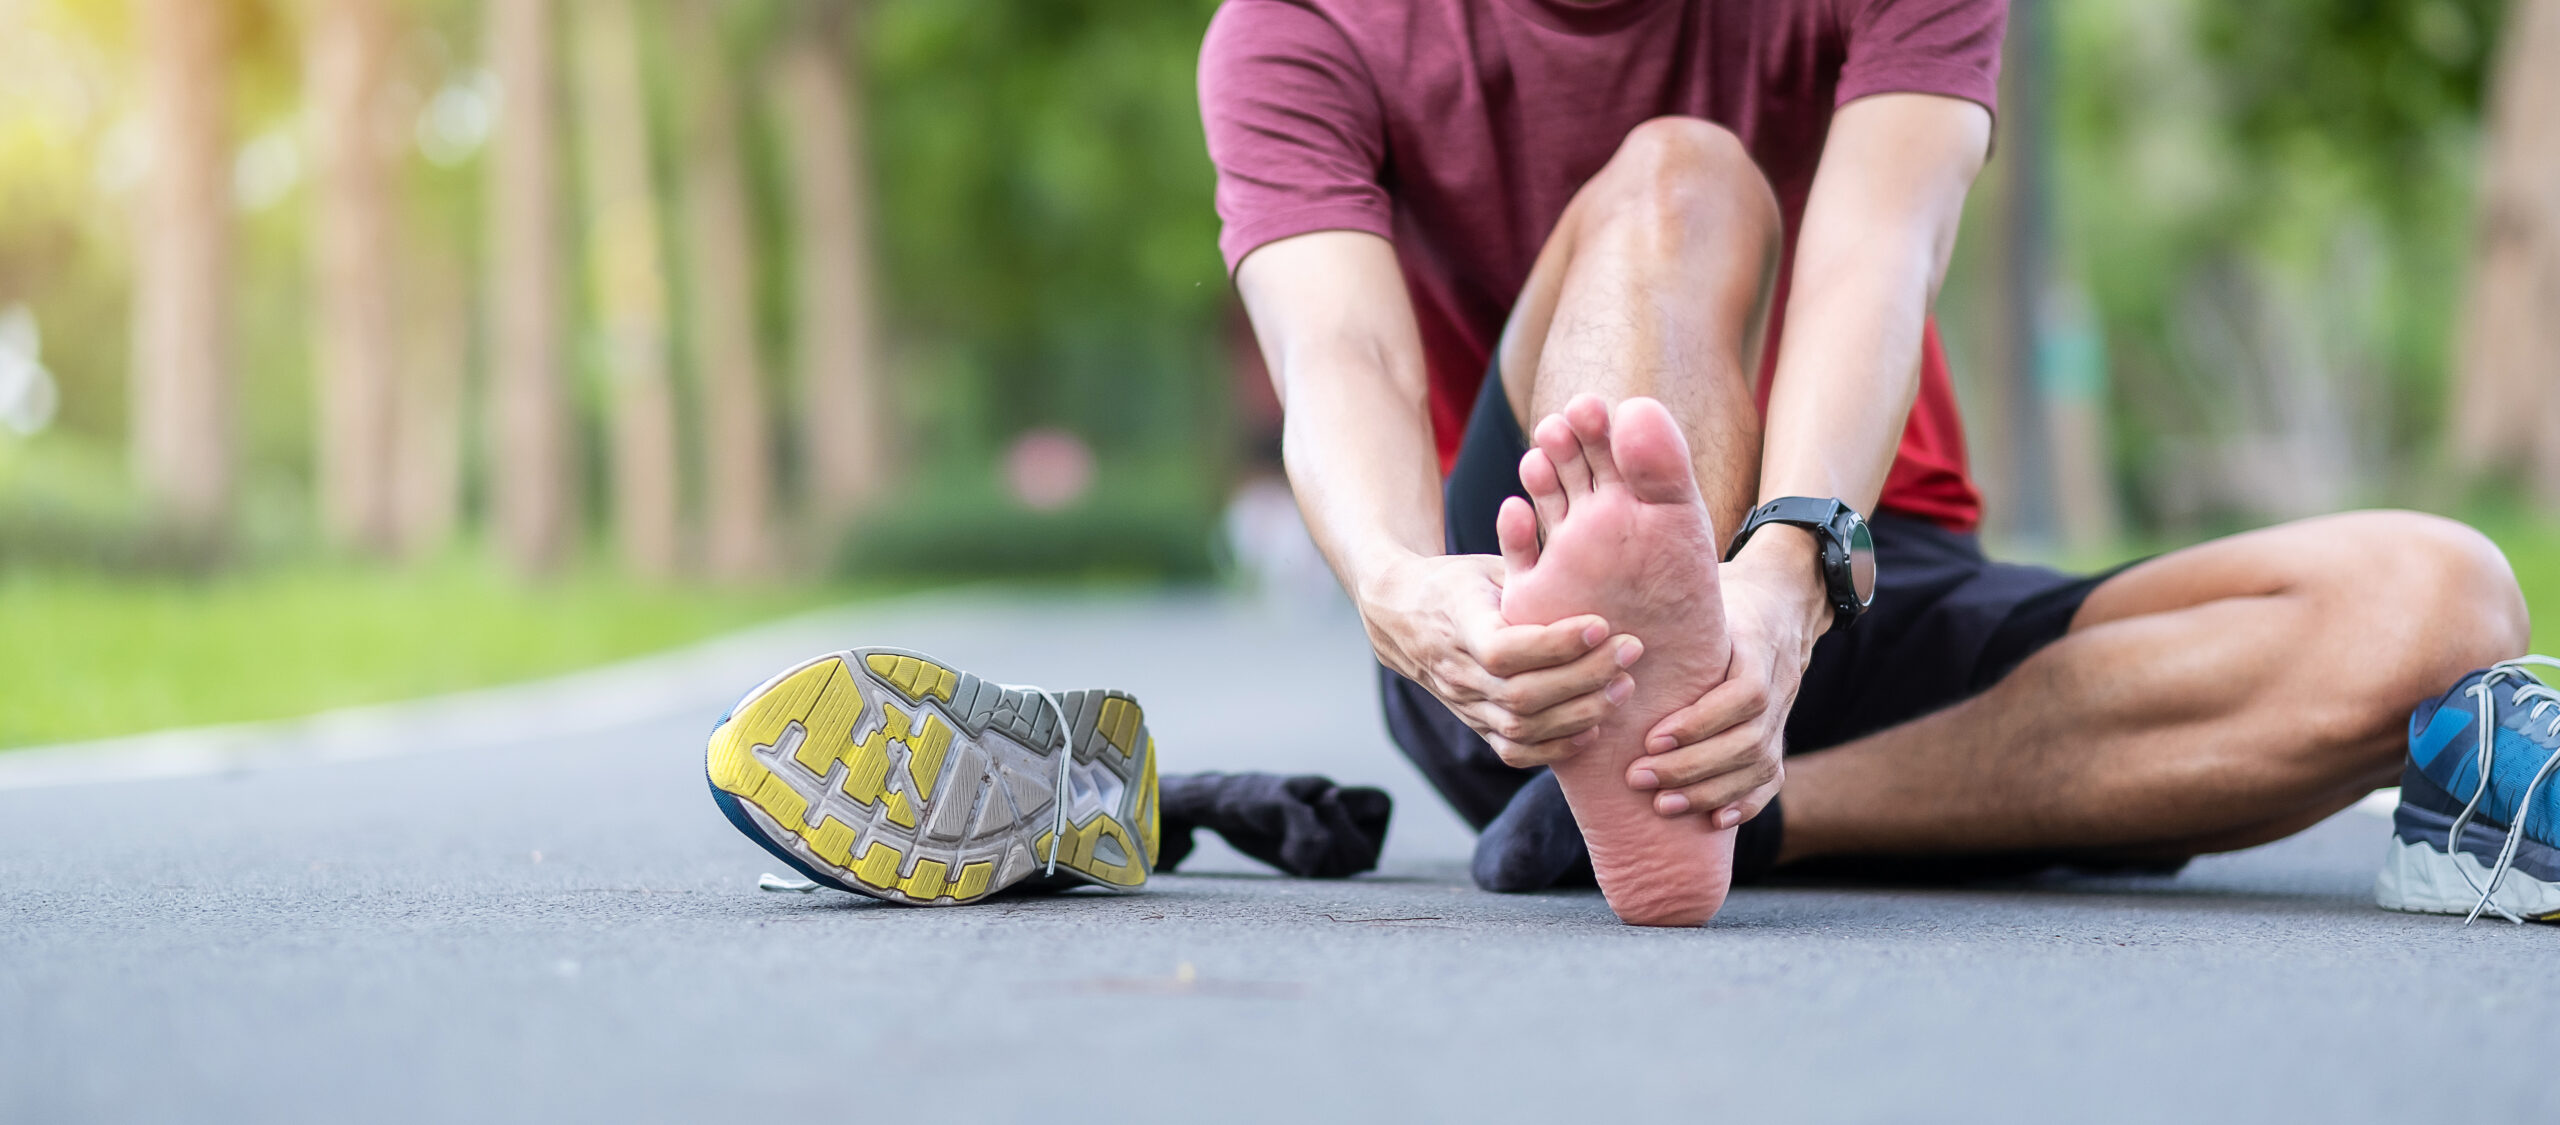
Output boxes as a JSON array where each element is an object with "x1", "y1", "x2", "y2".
[
  {"x1": 2307, "y1": 511, "x2": 2529, "y2": 740},
  {"x1": 1584, "y1": 117, "x2": 1779, "y2": 260}
]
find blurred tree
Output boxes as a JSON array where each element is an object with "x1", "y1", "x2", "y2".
[
  {"x1": 486, "y1": 0, "x2": 575, "y2": 574},
  {"x1": 307, "y1": 0, "x2": 401, "y2": 553},
  {"x1": 2040, "y1": 0, "x2": 2503, "y2": 530},
  {"x1": 672, "y1": 0, "x2": 775, "y2": 580},
  {"x1": 2452, "y1": 0, "x2": 2560, "y2": 508},
  {"x1": 394, "y1": 239, "x2": 466, "y2": 559},
  {"x1": 573, "y1": 0, "x2": 680, "y2": 577},
  {"x1": 771, "y1": 0, "x2": 885, "y2": 536},
  {"x1": 861, "y1": 0, "x2": 1227, "y2": 470},
  {"x1": 131, "y1": 0, "x2": 237, "y2": 535}
]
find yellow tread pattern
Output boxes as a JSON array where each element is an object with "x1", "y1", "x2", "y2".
[
  {"x1": 907, "y1": 715, "x2": 954, "y2": 801},
  {"x1": 1096, "y1": 696, "x2": 1141, "y2": 756},
  {"x1": 882, "y1": 787, "x2": 918, "y2": 829},
  {"x1": 899, "y1": 859, "x2": 951, "y2": 900},
  {"x1": 706, "y1": 659, "x2": 839, "y2": 797},
  {"x1": 853, "y1": 841, "x2": 904, "y2": 889},
  {"x1": 1036, "y1": 813, "x2": 1148, "y2": 888},
  {"x1": 792, "y1": 663, "x2": 865, "y2": 776},
  {"x1": 808, "y1": 817, "x2": 859, "y2": 867},
  {"x1": 842, "y1": 730, "x2": 891, "y2": 805},
  {"x1": 1138, "y1": 736, "x2": 1160, "y2": 869},
  {"x1": 865, "y1": 652, "x2": 957, "y2": 703}
]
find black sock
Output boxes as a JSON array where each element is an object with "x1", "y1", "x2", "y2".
[
  {"x1": 1471, "y1": 770, "x2": 1595, "y2": 892},
  {"x1": 1154, "y1": 772, "x2": 1393, "y2": 879},
  {"x1": 1472, "y1": 774, "x2": 1787, "y2": 891}
]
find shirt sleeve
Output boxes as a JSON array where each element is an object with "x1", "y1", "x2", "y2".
[
  {"x1": 1197, "y1": 0, "x2": 1392, "y2": 274},
  {"x1": 1835, "y1": 0, "x2": 2007, "y2": 114}
]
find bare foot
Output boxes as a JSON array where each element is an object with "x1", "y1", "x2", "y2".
[{"x1": 1498, "y1": 395, "x2": 1735, "y2": 926}]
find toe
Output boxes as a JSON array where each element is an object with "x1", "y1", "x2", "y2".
[
  {"x1": 1519, "y1": 448, "x2": 1568, "y2": 531},
  {"x1": 1533, "y1": 413, "x2": 1594, "y2": 499},
  {"x1": 1562, "y1": 394, "x2": 1620, "y2": 485},
  {"x1": 1497, "y1": 496, "x2": 1542, "y2": 576},
  {"x1": 1612, "y1": 397, "x2": 1701, "y2": 507}
]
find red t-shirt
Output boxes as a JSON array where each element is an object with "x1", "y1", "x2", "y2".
[{"x1": 1199, "y1": 0, "x2": 2001, "y2": 530}]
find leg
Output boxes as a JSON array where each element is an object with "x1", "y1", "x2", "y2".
[
  {"x1": 1780, "y1": 511, "x2": 2532, "y2": 863},
  {"x1": 1496, "y1": 116, "x2": 1781, "y2": 541},
  {"x1": 1485, "y1": 119, "x2": 1783, "y2": 924}
]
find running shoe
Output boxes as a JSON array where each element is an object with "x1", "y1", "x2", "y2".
[
  {"x1": 2376, "y1": 656, "x2": 2560, "y2": 923},
  {"x1": 705, "y1": 647, "x2": 1160, "y2": 905}
]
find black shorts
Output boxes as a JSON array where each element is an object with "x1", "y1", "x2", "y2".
[{"x1": 1379, "y1": 367, "x2": 2135, "y2": 878}]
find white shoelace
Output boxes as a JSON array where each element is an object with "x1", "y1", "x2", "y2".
[
  {"x1": 1002, "y1": 683, "x2": 1078, "y2": 877},
  {"x1": 2442, "y1": 655, "x2": 2560, "y2": 924}
]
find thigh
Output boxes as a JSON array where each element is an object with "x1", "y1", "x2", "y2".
[{"x1": 1788, "y1": 514, "x2": 2116, "y2": 754}]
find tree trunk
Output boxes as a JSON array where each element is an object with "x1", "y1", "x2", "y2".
[
  {"x1": 131, "y1": 0, "x2": 234, "y2": 536},
  {"x1": 674, "y1": 0, "x2": 775, "y2": 580},
  {"x1": 2453, "y1": 0, "x2": 2560, "y2": 509},
  {"x1": 772, "y1": 2, "x2": 886, "y2": 542},
  {"x1": 309, "y1": 0, "x2": 402, "y2": 554},
  {"x1": 573, "y1": 0, "x2": 681, "y2": 577},
  {"x1": 486, "y1": 0, "x2": 575, "y2": 574},
  {"x1": 395, "y1": 243, "x2": 467, "y2": 560}
]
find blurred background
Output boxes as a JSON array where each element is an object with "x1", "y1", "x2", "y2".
[{"x1": 0, "y1": 0, "x2": 2553, "y2": 749}]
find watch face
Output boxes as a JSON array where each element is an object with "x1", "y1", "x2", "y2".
[{"x1": 1844, "y1": 515, "x2": 1877, "y2": 606}]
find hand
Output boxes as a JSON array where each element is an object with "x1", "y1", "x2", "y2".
[
  {"x1": 1623, "y1": 532, "x2": 1827, "y2": 827},
  {"x1": 1358, "y1": 551, "x2": 1641, "y2": 768}
]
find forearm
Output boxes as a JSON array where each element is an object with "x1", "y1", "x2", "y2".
[
  {"x1": 1736, "y1": 95, "x2": 1987, "y2": 604},
  {"x1": 1276, "y1": 344, "x2": 1445, "y2": 606},
  {"x1": 1756, "y1": 218, "x2": 1940, "y2": 517}
]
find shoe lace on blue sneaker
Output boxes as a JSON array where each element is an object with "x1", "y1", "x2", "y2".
[{"x1": 2445, "y1": 655, "x2": 2560, "y2": 924}]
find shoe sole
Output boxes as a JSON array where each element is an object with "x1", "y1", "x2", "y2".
[
  {"x1": 705, "y1": 647, "x2": 1159, "y2": 905},
  {"x1": 2375, "y1": 835, "x2": 2560, "y2": 921}
]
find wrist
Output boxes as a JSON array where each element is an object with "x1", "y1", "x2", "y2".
[{"x1": 1726, "y1": 526, "x2": 1834, "y2": 637}]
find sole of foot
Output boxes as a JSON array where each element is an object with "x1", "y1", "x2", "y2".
[
  {"x1": 1498, "y1": 394, "x2": 1736, "y2": 926},
  {"x1": 706, "y1": 647, "x2": 1160, "y2": 904}
]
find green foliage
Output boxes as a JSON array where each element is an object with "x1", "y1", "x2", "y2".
[
  {"x1": 2045, "y1": 0, "x2": 2500, "y2": 526},
  {"x1": 861, "y1": 0, "x2": 1231, "y2": 466},
  {"x1": 835, "y1": 456, "x2": 1218, "y2": 581}
]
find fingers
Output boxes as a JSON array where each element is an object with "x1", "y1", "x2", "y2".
[
  {"x1": 1638, "y1": 732, "x2": 1781, "y2": 830},
  {"x1": 1519, "y1": 448, "x2": 1568, "y2": 533},
  {"x1": 1679, "y1": 773, "x2": 1781, "y2": 830},
  {"x1": 1496, "y1": 496, "x2": 1541, "y2": 576},
  {"x1": 1492, "y1": 632, "x2": 1640, "y2": 715},
  {"x1": 1560, "y1": 393, "x2": 1619, "y2": 486},
  {"x1": 1465, "y1": 613, "x2": 1610, "y2": 677},
  {"x1": 1641, "y1": 670, "x2": 1768, "y2": 754},
  {"x1": 1483, "y1": 725, "x2": 1601, "y2": 770}
]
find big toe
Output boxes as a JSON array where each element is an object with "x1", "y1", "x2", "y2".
[{"x1": 1611, "y1": 397, "x2": 1700, "y2": 507}]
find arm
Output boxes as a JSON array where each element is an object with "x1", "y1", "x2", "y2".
[
  {"x1": 1235, "y1": 230, "x2": 1640, "y2": 762},
  {"x1": 1632, "y1": 92, "x2": 1994, "y2": 823}
]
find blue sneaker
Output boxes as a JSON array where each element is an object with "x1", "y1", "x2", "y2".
[
  {"x1": 2377, "y1": 657, "x2": 2560, "y2": 923},
  {"x1": 705, "y1": 648, "x2": 1161, "y2": 905}
]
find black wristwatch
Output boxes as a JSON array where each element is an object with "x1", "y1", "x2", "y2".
[{"x1": 1724, "y1": 497, "x2": 1876, "y2": 634}]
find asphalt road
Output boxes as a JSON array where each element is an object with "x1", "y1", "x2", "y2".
[{"x1": 4, "y1": 591, "x2": 2553, "y2": 1123}]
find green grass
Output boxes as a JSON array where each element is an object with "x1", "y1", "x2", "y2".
[{"x1": 0, "y1": 563, "x2": 850, "y2": 749}]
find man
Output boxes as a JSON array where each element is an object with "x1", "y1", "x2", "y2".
[{"x1": 1201, "y1": 0, "x2": 2530, "y2": 923}]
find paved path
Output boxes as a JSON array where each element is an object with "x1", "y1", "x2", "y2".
[{"x1": 3, "y1": 592, "x2": 2551, "y2": 1122}]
